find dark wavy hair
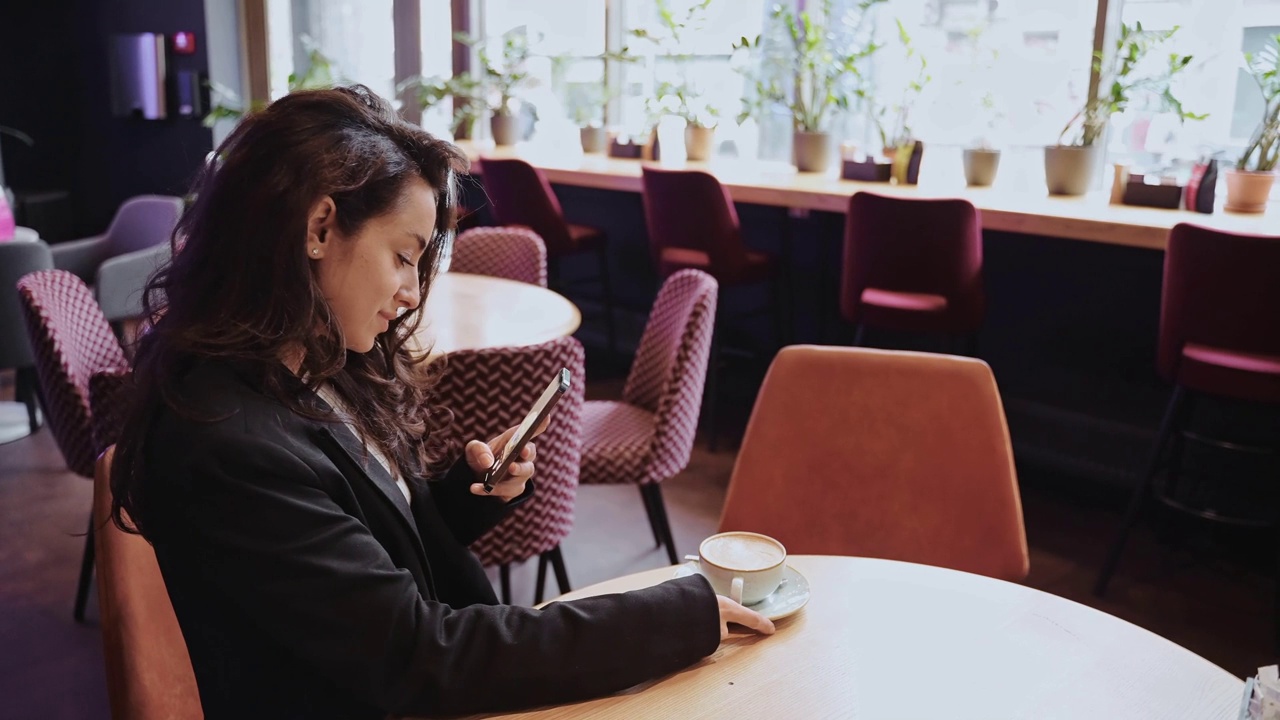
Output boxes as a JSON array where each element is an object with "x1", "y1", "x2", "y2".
[{"x1": 111, "y1": 85, "x2": 468, "y2": 536}]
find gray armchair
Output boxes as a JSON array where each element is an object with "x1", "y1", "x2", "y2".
[
  {"x1": 51, "y1": 195, "x2": 182, "y2": 284},
  {"x1": 96, "y1": 242, "x2": 171, "y2": 323}
]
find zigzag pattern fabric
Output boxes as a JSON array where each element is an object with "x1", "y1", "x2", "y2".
[
  {"x1": 582, "y1": 269, "x2": 717, "y2": 486},
  {"x1": 432, "y1": 336, "x2": 586, "y2": 568},
  {"x1": 89, "y1": 369, "x2": 134, "y2": 454},
  {"x1": 17, "y1": 270, "x2": 128, "y2": 478},
  {"x1": 450, "y1": 226, "x2": 548, "y2": 287}
]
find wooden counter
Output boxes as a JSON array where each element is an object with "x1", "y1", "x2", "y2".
[{"x1": 455, "y1": 140, "x2": 1278, "y2": 251}]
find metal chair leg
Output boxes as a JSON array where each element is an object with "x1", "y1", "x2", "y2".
[
  {"x1": 1094, "y1": 386, "x2": 1189, "y2": 597},
  {"x1": 852, "y1": 323, "x2": 867, "y2": 347},
  {"x1": 547, "y1": 546, "x2": 571, "y2": 596},
  {"x1": 499, "y1": 563, "x2": 511, "y2": 605},
  {"x1": 74, "y1": 513, "x2": 95, "y2": 622},
  {"x1": 639, "y1": 484, "x2": 662, "y2": 547},
  {"x1": 17, "y1": 367, "x2": 40, "y2": 433},
  {"x1": 643, "y1": 484, "x2": 679, "y2": 565},
  {"x1": 534, "y1": 554, "x2": 549, "y2": 605}
]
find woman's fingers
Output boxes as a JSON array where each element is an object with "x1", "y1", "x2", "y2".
[
  {"x1": 464, "y1": 439, "x2": 495, "y2": 472},
  {"x1": 716, "y1": 595, "x2": 776, "y2": 640}
]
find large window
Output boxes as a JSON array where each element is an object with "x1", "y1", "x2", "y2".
[{"x1": 267, "y1": 0, "x2": 397, "y2": 102}]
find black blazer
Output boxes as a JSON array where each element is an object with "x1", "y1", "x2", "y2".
[{"x1": 142, "y1": 360, "x2": 720, "y2": 719}]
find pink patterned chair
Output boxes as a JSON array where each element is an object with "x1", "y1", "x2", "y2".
[
  {"x1": 16, "y1": 269, "x2": 130, "y2": 621},
  {"x1": 433, "y1": 336, "x2": 586, "y2": 605},
  {"x1": 450, "y1": 226, "x2": 548, "y2": 287},
  {"x1": 578, "y1": 269, "x2": 718, "y2": 565}
]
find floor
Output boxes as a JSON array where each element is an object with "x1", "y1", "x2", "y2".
[{"x1": 0, "y1": 368, "x2": 1273, "y2": 719}]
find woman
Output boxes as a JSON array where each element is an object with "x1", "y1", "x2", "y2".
[{"x1": 110, "y1": 85, "x2": 773, "y2": 719}]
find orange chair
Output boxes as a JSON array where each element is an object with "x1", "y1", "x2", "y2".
[
  {"x1": 718, "y1": 345, "x2": 1029, "y2": 582},
  {"x1": 93, "y1": 446, "x2": 203, "y2": 719}
]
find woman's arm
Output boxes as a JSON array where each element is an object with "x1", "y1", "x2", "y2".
[{"x1": 162, "y1": 430, "x2": 721, "y2": 717}]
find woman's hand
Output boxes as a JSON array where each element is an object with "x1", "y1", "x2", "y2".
[
  {"x1": 716, "y1": 595, "x2": 776, "y2": 640},
  {"x1": 464, "y1": 416, "x2": 550, "y2": 501}
]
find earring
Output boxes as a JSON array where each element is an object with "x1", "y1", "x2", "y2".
[{"x1": 310, "y1": 248, "x2": 319, "y2": 256}]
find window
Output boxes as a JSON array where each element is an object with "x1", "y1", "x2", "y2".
[
  {"x1": 868, "y1": 0, "x2": 1101, "y2": 150},
  {"x1": 266, "y1": 0, "x2": 397, "y2": 102},
  {"x1": 418, "y1": 1, "x2": 456, "y2": 135},
  {"x1": 1112, "y1": 0, "x2": 1280, "y2": 172}
]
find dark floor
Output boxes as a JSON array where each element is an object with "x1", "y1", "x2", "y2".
[{"x1": 0, "y1": 364, "x2": 1274, "y2": 719}]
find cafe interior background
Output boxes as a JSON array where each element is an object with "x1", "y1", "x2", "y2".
[{"x1": 2, "y1": 0, "x2": 1280, "y2": 716}]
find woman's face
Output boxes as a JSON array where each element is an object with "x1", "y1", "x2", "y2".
[{"x1": 306, "y1": 176, "x2": 437, "y2": 352}]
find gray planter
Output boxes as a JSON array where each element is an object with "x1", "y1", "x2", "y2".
[
  {"x1": 963, "y1": 148, "x2": 1001, "y2": 187},
  {"x1": 490, "y1": 114, "x2": 519, "y2": 146},
  {"x1": 580, "y1": 126, "x2": 607, "y2": 154},
  {"x1": 1044, "y1": 144, "x2": 1101, "y2": 196},
  {"x1": 793, "y1": 131, "x2": 831, "y2": 173},
  {"x1": 684, "y1": 125, "x2": 715, "y2": 161}
]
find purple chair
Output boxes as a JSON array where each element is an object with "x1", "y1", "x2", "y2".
[
  {"x1": 51, "y1": 195, "x2": 183, "y2": 284},
  {"x1": 1096, "y1": 223, "x2": 1280, "y2": 602},
  {"x1": 477, "y1": 157, "x2": 616, "y2": 354},
  {"x1": 450, "y1": 226, "x2": 548, "y2": 287},
  {"x1": 579, "y1": 269, "x2": 718, "y2": 565},
  {"x1": 16, "y1": 269, "x2": 130, "y2": 621},
  {"x1": 640, "y1": 166, "x2": 786, "y2": 451},
  {"x1": 840, "y1": 192, "x2": 984, "y2": 350}
]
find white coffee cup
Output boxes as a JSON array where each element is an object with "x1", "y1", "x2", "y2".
[{"x1": 692, "y1": 531, "x2": 787, "y2": 606}]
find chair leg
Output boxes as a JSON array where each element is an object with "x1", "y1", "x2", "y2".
[
  {"x1": 547, "y1": 545, "x2": 571, "y2": 596},
  {"x1": 534, "y1": 553, "x2": 550, "y2": 605},
  {"x1": 706, "y1": 324, "x2": 721, "y2": 453},
  {"x1": 16, "y1": 367, "x2": 40, "y2": 433},
  {"x1": 638, "y1": 484, "x2": 663, "y2": 547},
  {"x1": 852, "y1": 323, "x2": 866, "y2": 347},
  {"x1": 772, "y1": 273, "x2": 790, "y2": 349},
  {"x1": 499, "y1": 563, "x2": 511, "y2": 605},
  {"x1": 74, "y1": 513, "x2": 95, "y2": 622},
  {"x1": 1094, "y1": 386, "x2": 1189, "y2": 597},
  {"x1": 643, "y1": 484, "x2": 679, "y2": 565},
  {"x1": 595, "y1": 243, "x2": 619, "y2": 361}
]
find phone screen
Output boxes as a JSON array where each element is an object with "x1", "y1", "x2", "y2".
[{"x1": 484, "y1": 368, "x2": 570, "y2": 491}]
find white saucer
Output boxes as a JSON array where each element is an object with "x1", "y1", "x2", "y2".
[{"x1": 674, "y1": 562, "x2": 810, "y2": 621}]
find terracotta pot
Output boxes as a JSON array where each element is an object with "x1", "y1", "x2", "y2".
[
  {"x1": 963, "y1": 148, "x2": 1001, "y2": 187},
  {"x1": 490, "y1": 114, "x2": 518, "y2": 146},
  {"x1": 793, "y1": 131, "x2": 831, "y2": 173},
  {"x1": 1044, "y1": 144, "x2": 1101, "y2": 196},
  {"x1": 684, "y1": 125, "x2": 715, "y2": 161},
  {"x1": 580, "y1": 126, "x2": 607, "y2": 154},
  {"x1": 1224, "y1": 169, "x2": 1277, "y2": 213}
]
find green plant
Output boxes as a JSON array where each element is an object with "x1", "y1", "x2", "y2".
[
  {"x1": 1237, "y1": 33, "x2": 1280, "y2": 172},
  {"x1": 203, "y1": 45, "x2": 336, "y2": 127},
  {"x1": 632, "y1": 0, "x2": 719, "y2": 128},
  {"x1": 1057, "y1": 22, "x2": 1203, "y2": 147},
  {"x1": 873, "y1": 19, "x2": 931, "y2": 151},
  {"x1": 398, "y1": 73, "x2": 486, "y2": 138},
  {"x1": 734, "y1": 0, "x2": 887, "y2": 134},
  {"x1": 552, "y1": 47, "x2": 641, "y2": 127},
  {"x1": 456, "y1": 29, "x2": 534, "y2": 117}
]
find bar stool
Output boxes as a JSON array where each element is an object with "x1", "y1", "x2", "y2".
[
  {"x1": 640, "y1": 166, "x2": 788, "y2": 451},
  {"x1": 840, "y1": 192, "x2": 984, "y2": 353},
  {"x1": 1094, "y1": 224, "x2": 1280, "y2": 627},
  {"x1": 477, "y1": 157, "x2": 617, "y2": 356}
]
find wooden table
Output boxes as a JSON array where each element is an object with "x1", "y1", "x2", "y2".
[
  {"x1": 415, "y1": 272, "x2": 581, "y2": 356},
  {"x1": 459, "y1": 141, "x2": 1278, "y2": 251},
  {"x1": 476, "y1": 555, "x2": 1243, "y2": 719}
]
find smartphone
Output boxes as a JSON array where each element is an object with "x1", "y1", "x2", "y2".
[{"x1": 483, "y1": 368, "x2": 571, "y2": 492}]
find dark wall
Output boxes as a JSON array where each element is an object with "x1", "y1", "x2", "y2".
[{"x1": 0, "y1": 0, "x2": 212, "y2": 237}]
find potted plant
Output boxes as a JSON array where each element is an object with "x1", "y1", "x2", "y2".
[
  {"x1": 399, "y1": 73, "x2": 486, "y2": 140},
  {"x1": 956, "y1": 27, "x2": 1004, "y2": 187},
  {"x1": 1046, "y1": 22, "x2": 1201, "y2": 196},
  {"x1": 466, "y1": 30, "x2": 535, "y2": 146},
  {"x1": 735, "y1": 0, "x2": 887, "y2": 173},
  {"x1": 205, "y1": 44, "x2": 336, "y2": 127},
  {"x1": 631, "y1": 0, "x2": 721, "y2": 161},
  {"x1": 964, "y1": 93, "x2": 1004, "y2": 187},
  {"x1": 553, "y1": 47, "x2": 640, "y2": 154},
  {"x1": 1226, "y1": 33, "x2": 1280, "y2": 213},
  {"x1": 872, "y1": 20, "x2": 930, "y2": 183}
]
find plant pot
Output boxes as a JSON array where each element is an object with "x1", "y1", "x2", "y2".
[
  {"x1": 793, "y1": 131, "x2": 831, "y2": 173},
  {"x1": 580, "y1": 126, "x2": 607, "y2": 154},
  {"x1": 1044, "y1": 144, "x2": 1101, "y2": 196},
  {"x1": 1224, "y1": 169, "x2": 1276, "y2": 213},
  {"x1": 490, "y1": 114, "x2": 519, "y2": 146},
  {"x1": 684, "y1": 125, "x2": 715, "y2": 161},
  {"x1": 963, "y1": 148, "x2": 1001, "y2": 187}
]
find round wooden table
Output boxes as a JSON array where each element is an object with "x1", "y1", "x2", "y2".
[
  {"x1": 478, "y1": 555, "x2": 1243, "y2": 719},
  {"x1": 415, "y1": 273, "x2": 581, "y2": 355}
]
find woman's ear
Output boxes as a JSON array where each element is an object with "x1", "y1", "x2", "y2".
[{"x1": 306, "y1": 196, "x2": 337, "y2": 258}]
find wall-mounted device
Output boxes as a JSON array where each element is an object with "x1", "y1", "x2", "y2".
[{"x1": 110, "y1": 33, "x2": 167, "y2": 120}]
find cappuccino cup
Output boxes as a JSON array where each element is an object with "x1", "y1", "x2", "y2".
[{"x1": 692, "y1": 531, "x2": 787, "y2": 606}]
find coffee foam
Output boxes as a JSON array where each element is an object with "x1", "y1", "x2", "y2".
[{"x1": 702, "y1": 534, "x2": 785, "y2": 571}]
